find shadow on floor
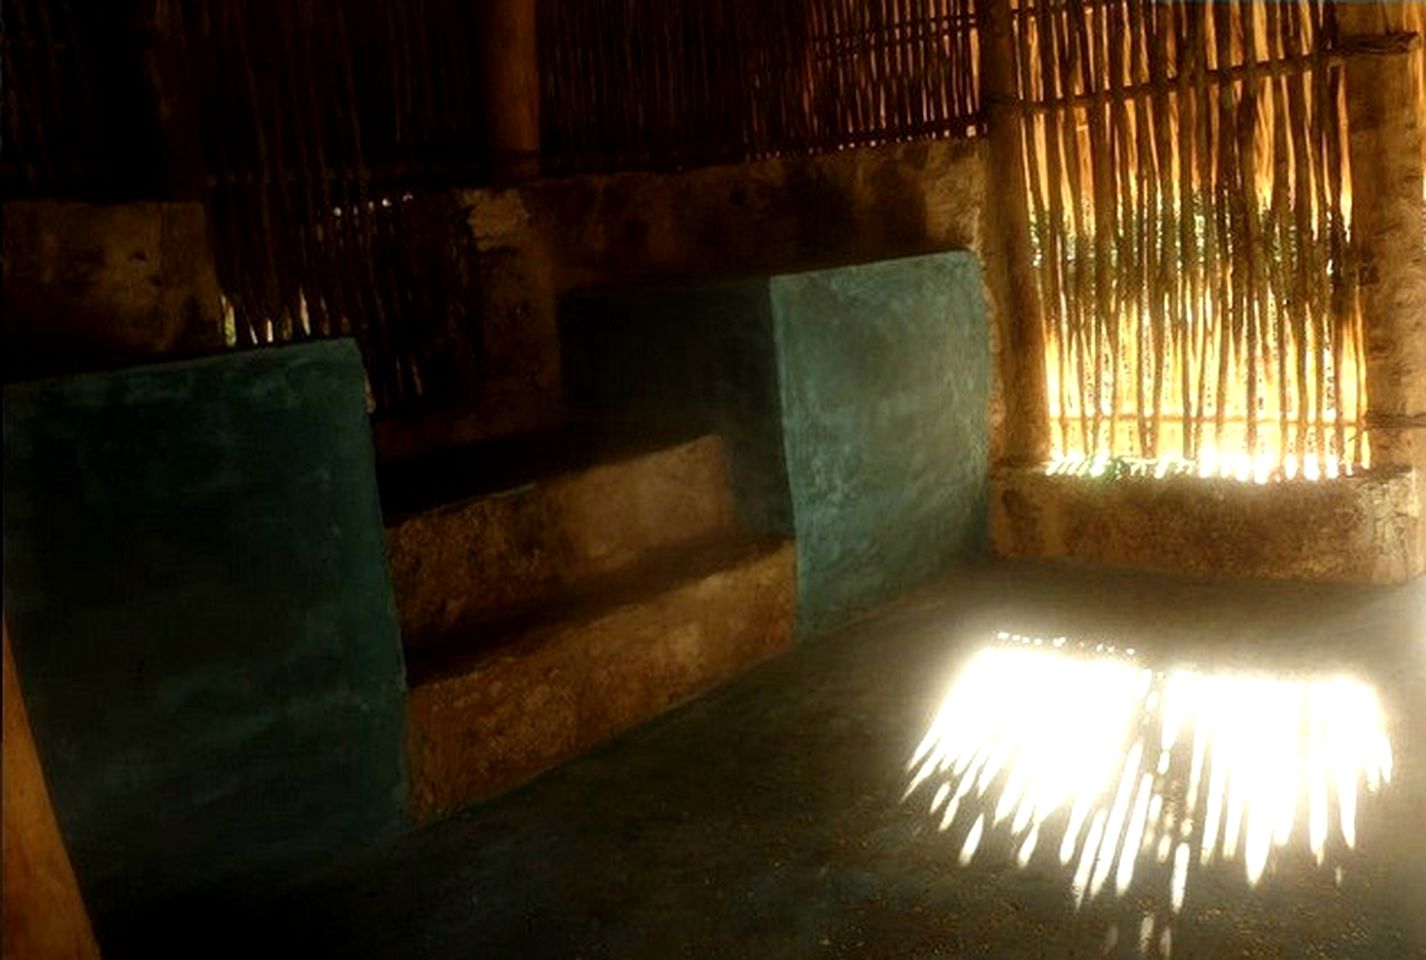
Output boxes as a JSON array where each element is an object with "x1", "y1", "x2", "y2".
[{"x1": 103, "y1": 560, "x2": 1426, "y2": 959}]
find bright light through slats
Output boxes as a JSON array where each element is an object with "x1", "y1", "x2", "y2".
[{"x1": 1045, "y1": 448, "x2": 1353, "y2": 484}]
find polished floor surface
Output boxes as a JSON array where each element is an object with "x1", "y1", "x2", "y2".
[{"x1": 120, "y1": 560, "x2": 1426, "y2": 958}]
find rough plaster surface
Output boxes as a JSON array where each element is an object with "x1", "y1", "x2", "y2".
[
  {"x1": 372, "y1": 189, "x2": 564, "y2": 460},
  {"x1": 390, "y1": 140, "x2": 985, "y2": 465},
  {"x1": 3, "y1": 142, "x2": 987, "y2": 468},
  {"x1": 2, "y1": 201, "x2": 223, "y2": 380},
  {"x1": 404, "y1": 139, "x2": 986, "y2": 463},
  {"x1": 773, "y1": 252, "x2": 990, "y2": 632},
  {"x1": 991, "y1": 467, "x2": 1424, "y2": 583},
  {"x1": 406, "y1": 539, "x2": 795, "y2": 820},
  {"x1": 386, "y1": 434, "x2": 740, "y2": 652},
  {"x1": 560, "y1": 282, "x2": 795, "y2": 538},
  {"x1": 504, "y1": 139, "x2": 984, "y2": 293},
  {"x1": 2, "y1": 340, "x2": 408, "y2": 928}
]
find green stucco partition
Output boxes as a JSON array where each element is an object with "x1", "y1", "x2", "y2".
[
  {"x1": 771, "y1": 252, "x2": 988, "y2": 631},
  {"x1": 2, "y1": 340, "x2": 407, "y2": 928},
  {"x1": 560, "y1": 250, "x2": 988, "y2": 635}
]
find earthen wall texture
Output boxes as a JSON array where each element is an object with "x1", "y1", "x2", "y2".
[
  {"x1": 2, "y1": 201, "x2": 224, "y2": 380},
  {"x1": 992, "y1": 467, "x2": 1424, "y2": 584}
]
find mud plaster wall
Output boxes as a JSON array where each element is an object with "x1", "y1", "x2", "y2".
[
  {"x1": 425, "y1": 138, "x2": 995, "y2": 462},
  {"x1": 0, "y1": 141, "x2": 995, "y2": 465},
  {"x1": 515, "y1": 138, "x2": 985, "y2": 292},
  {"x1": 467, "y1": 136, "x2": 1426, "y2": 594},
  {"x1": 11, "y1": 134, "x2": 1415, "y2": 585},
  {"x1": 2, "y1": 201, "x2": 225, "y2": 382},
  {"x1": 2, "y1": 340, "x2": 407, "y2": 932},
  {"x1": 516, "y1": 133, "x2": 1422, "y2": 587},
  {"x1": 560, "y1": 281, "x2": 794, "y2": 539},
  {"x1": 993, "y1": 468, "x2": 1424, "y2": 584}
]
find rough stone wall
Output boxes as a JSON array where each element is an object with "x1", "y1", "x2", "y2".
[
  {"x1": 387, "y1": 435, "x2": 740, "y2": 651},
  {"x1": 508, "y1": 138, "x2": 984, "y2": 292},
  {"x1": 2, "y1": 201, "x2": 224, "y2": 380},
  {"x1": 992, "y1": 467, "x2": 1424, "y2": 584},
  {"x1": 402, "y1": 137, "x2": 988, "y2": 464}
]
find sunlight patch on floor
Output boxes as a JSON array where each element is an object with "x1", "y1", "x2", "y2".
[{"x1": 905, "y1": 634, "x2": 1393, "y2": 922}]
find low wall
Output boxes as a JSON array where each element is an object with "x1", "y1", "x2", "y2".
[
  {"x1": 3, "y1": 140, "x2": 989, "y2": 467},
  {"x1": 515, "y1": 138, "x2": 984, "y2": 292},
  {"x1": 393, "y1": 137, "x2": 989, "y2": 463},
  {"x1": 773, "y1": 252, "x2": 989, "y2": 631},
  {"x1": 566, "y1": 251, "x2": 990, "y2": 635},
  {"x1": 2, "y1": 201, "x2": 224, "y2": 381},
  {"x1": 991, "y1": 466, "x2": 1424, "y2": 583},
  {"x1": 387, "y1": 435, "x2": 741, "y2": 652},
  {"x1": 3, "y1": 341, "x2": 408, "y2": 928}
]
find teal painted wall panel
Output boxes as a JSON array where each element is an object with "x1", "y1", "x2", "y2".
[
  {"x1": 2, "y1": 340, "x2": 407, "y2": 926},
  {"x1": 771, "y1": 252, "x2": 988, "y2": 632},
  {"x1": 559, "y1": 251, "x2": 987, "y2": 636}
]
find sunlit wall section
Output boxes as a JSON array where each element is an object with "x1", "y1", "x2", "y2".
[{"x1": 1012, "y1": 0, "x2": 1368, "y2": 479}]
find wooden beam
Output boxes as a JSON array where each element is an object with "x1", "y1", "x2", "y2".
[
  {"x1": 976, "y1": 0, "x2": 1051, "y2": 466},
  {"x1": 1339, "y1": 16, "x2": 1426, "y2": 481},
  {"x1": 481, "y1": 0, "x2": 541, "y2": 183},
  {"x1": 1338, "y1": 7, "x2": 1426, "y2": 572},
  {"x1": 3, "y1": 623, "x2": 100, "y2": 960}
]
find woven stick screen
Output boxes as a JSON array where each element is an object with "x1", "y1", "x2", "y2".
[
  {"x1": 177, "y1": 1, "x2": 491, "y2": 416},
  {"x1": 2, "y1": 1, "x2": 490, "y2": 415},
  {"x1": 1013, "y1": 0, "x2": 1365, "y2": 480},
  {"x1": 539, "y1": 0, "x2": 982, "y2": 174},
  {"x1": 3, "y1": 1, "x2": 983, "y2": 413}
]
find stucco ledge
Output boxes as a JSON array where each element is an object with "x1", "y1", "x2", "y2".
[{"x1": 990, "y1": 465, "x2": 1424, "y2": 584}]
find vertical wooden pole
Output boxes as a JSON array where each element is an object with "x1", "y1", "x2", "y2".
[
  {"x1": 3, "y1": 624, "x2": 101, "y2": 959},
  {"x1": 481, "y1": 0, "x2": 541, "y2": 182},
  {"x1": 976, "y1": 0, "x2": 1051, "y2": 466},
  {"x1": 1339, "y1": 16, "x2": 1426, "y2": 486}
]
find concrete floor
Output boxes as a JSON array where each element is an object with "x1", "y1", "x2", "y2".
[{"x1": 117, "y1": 560, "x2": 1426, "y2": 958}]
